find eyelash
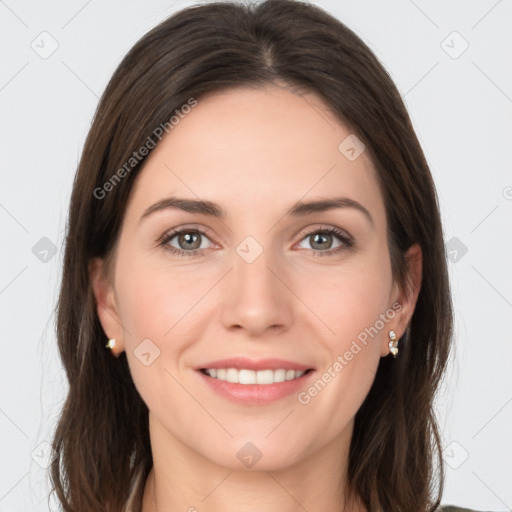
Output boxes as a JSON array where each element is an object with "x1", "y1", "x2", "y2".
[{"x1": 158, "y1": 226, "x2": 354, "y2": 258}]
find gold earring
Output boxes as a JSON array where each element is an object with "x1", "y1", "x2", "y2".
[{"x1": 388, "y1": 331, "x2": 398, "y2": 358}]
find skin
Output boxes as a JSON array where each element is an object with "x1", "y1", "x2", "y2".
[{"x1": 90, "y1": 84, "x2": 422, "y2": 512}]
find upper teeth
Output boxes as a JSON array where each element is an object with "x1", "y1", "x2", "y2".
[{"x1": 204, "y1": 368, "x2": 307, "y2": 384}]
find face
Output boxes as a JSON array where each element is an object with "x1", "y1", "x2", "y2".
[{"x1": 91, "y1": 84, "x2": 421, "y2": 471}]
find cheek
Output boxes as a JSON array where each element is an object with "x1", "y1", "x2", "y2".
[
  {"x1": 114, "y1": 245, "x2": 211, "y2": 342},
  {"x1": 295, "y1": 258, "x2": 393, "y2": 438},
  {"x1": 112, "y1": 249, "x2": 202, "y2": 412},
  {"x1": 294, "y1": 251, "x2": 393, "y2": 348}
]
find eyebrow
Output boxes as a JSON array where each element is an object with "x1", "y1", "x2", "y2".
[{"x1": 139, "y1": 196, "x2": 374, "y2": 226}]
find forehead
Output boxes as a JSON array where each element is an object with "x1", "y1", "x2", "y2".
[{"x1": 124, "y1": 85, "x2": 386, "y2": 229}]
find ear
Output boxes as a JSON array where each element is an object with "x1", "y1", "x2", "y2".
[
  {"x1": 381, "y1": 243, "x2": 422, "y2": 356},
  {"x1": 89, "y1": 257, "x2": 125, "y2": 357}
]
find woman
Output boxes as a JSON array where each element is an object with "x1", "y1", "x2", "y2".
[{"x1": 50, "y1": 1, "x2": 480, "y2": 511}]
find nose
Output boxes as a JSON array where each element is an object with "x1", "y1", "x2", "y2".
[{"x1": 220, "y1": 244, "x2": 293, "y2": 337}]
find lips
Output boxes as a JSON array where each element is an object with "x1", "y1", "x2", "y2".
[{"x1": 195, "y1": 357, "x2": 316, "y2": 405}]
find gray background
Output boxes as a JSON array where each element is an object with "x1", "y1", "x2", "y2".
[{"x1": 0, "y1": 0, "x2": 511, "y2": 510}]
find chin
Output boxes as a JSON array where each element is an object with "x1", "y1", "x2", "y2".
[{"x1": 196, "y1": 435, "x2": 310, "y2": 472}]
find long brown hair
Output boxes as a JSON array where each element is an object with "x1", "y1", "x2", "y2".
[{"x1": 50, "y1": 1, "x2": 453, "y2": 511}]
